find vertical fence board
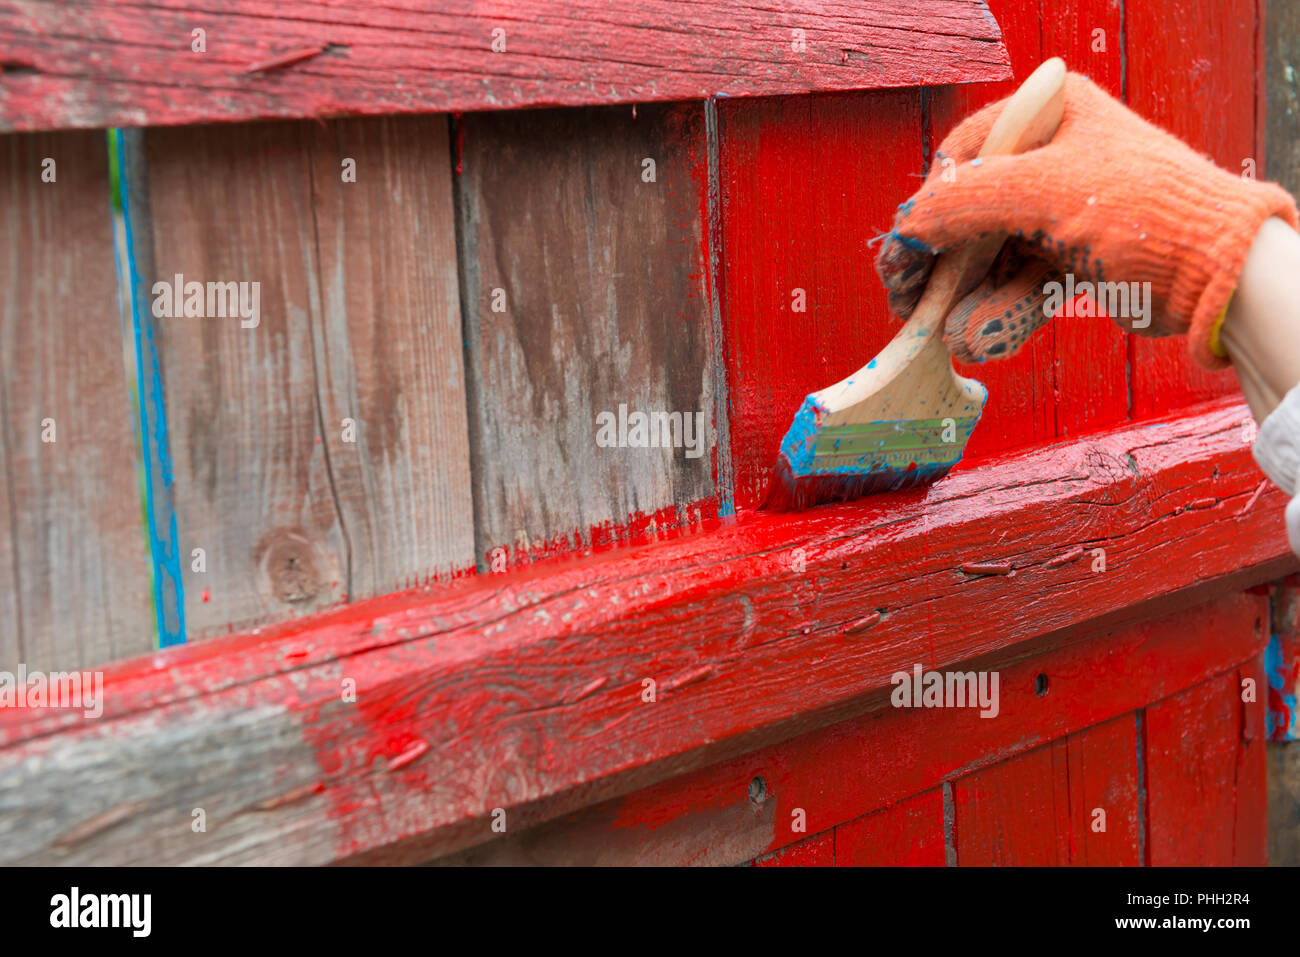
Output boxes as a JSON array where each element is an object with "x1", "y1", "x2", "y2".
[
  {"x1": 1065, "y1": 713, "x2": 1141, "y2": 865},
  {"x1": 1125, "y1": 0, "x2": 1256, "y2": 416},
  {"x1": 125, "y1": 118, "x2": 474, "y2": 639},
  {"x1": 1266, "y1": 0, "x2": 1300, "y2": 191},
  {"x1": 927, "y1": 0, "x2": 1056, "y2": 459},
  {"x1": 128, "y1": 122, "x2": 347, "y2": 638},
  {"x1": 306, "y1": 115, "x2": 475, "y2": 594},
  {"x1": 455, "y1": 103, "x2": 716, "y2": 566},
  {"x1": 1042, "y1": 0, "x2": 1131, "y2": 437},
  {"x1": 1234, "y1": 651, "x2": 1269, "y2": 864},
  {"x1": 1145, "y1": 671, "x2": 1241, "y2": 865},
  {"x1": 718, "y1": 89, "x2": 922, "y2": 509},
  {"x1": 953, "y1": 739, "x2": 1071, "y2": 865},
  {"x1": 834, "y1": 788, "x2": 945, "y2": 866},
  {"x1": 954, "y1": 714, "x2": 1140, "y2": 865},
  {"x1": 0, "y1": 131, "x2": 154, "y2": 669}
]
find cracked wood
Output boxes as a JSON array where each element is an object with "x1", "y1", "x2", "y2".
[
  {"x1": 0, "y1": 398, "x2": 1292, "y2": 865},
  {"x1": 0, "y1": 1, "x2": 1011, "y2": 132},
  {"x1": 121, "y1": 116, "x2": 474, "y2": 640}
]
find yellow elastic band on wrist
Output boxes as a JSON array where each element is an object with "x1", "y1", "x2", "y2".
[{"x1": 1208, "y1": 297, "x2": 1231, "y2": 359}]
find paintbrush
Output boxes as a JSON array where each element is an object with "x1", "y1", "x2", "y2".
[{"x1": 762, "y1": 57, "x2": 1067, "y2": 511}]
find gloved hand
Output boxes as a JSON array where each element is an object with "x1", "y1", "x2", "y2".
[{"x1": 875, "y1": 72, "x2": 1299, "y2": 369}]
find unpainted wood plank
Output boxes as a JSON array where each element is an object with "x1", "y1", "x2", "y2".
[
  {"x1": 131, "y1": 122, "x2": 348, "y2": 638},
  {"x1": 1125, "y1": 0, "x2": 1256, "y2": 415},
  {"x1": 1266, "y1": 0, "x2": 1300, "y2": 192},
  {"x1": 306, "y1": 115, "x2": 475, "y2": 593},
  {"x1": 718, "y1": 88, "x2": 922, "y2": 509},
  {"x1": 834, "y1": 789, "x2": 945, "y2": 866},
  {"x1": 456, "y1": 102, "x2": 716, "y2": 565},
  {"x1": 0, "y1": 0, "x2": 1012, "y2": 132},
  {"x1": 1041, "y1": 0, "x2": 1131, "y2": 437},
  {"x1": 0, "y1": 130, "x2": 154, "y2": 669},
  {"x1": 129, "y1": 118, "x2": 474, "y2": 638}
]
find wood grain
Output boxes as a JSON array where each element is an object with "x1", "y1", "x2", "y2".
[
  {"x1": 429, "y1": 593, "x2": 1258, "y2": 866},
  {"x1": 718, "y1": 89, "x2": 922, "y2": 509},
  {"x1": 306, "y1": 115, "x2": 476, "y2": 594},
  {"x1": 456, "y1": 102, "x2": 716, "y2": 565},
  {"x1": 952, "y1": 713, "x2": 1139, "y2": 865},
  {"x1": 1234, "y1": 651, "x2": 1268, "y2": 864},
  {"x1": 753, "y1": 830, "x2": 834, "y2": 867},
  {"x1": 0, "y1": 417, "x2": 1277, "y2": 865},
  {"x1": 0, "y1": 0, "x2": 1011, "y2": 132},
  {"x1": 1041, "y1": 0, "x2": 1130, "y2": 437},
  {"x1": 834, "y1": 789, "x2": 945, "y2": 866},
  {"x1": 0, "y1": 130, "x2": 154, "y2": 669},
  {"x1": 927, "y1": 0, "x2": 1057, "y2": 460},
  {"x1": 1266, "y1": 0, "x2": 1300, "y2": 192},
  {"x1": 1145, "y1": 671, "x2": 1244, "y2": 864},
  {"x1": 123, "y1": 117, "x2": 474, "y2": 639},
  {"x1": 1125, "y1": 0, "x2": 1257, "y2": 415}
]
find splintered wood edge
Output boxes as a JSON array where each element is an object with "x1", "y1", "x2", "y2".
[{"x1": 0, "y1": 398, "x2": 1291, "y2": 865}]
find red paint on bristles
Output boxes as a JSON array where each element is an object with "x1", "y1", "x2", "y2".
[{"x1": 759, "y1": 454, "x2": 951, "y2": 512}]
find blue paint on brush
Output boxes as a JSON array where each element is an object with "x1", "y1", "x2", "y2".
[{"x1": 118, "y1": 131, "x2": 186, "y2": 649}]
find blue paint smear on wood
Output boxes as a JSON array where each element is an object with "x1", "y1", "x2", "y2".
[{"x1": 117, "y1": 131, "x2": 186, "y2": 648}]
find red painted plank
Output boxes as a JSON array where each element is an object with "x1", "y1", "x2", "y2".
[
  {"x1": 927, "y1": 0, "x2": 1056, "y2": 459},
  {"x1": 1064, "y1": 714, "x2": 1142, "y2": 865},
  {"x1": 753, "y1": 831, "x2": 834, "y2": 867},
  {"x1": 954, "y1": 739, "x2": 1072, "y2": 865},
  {"x1": 1125, "y1": 0, "x2": 1257, "y2": 416},
  {"x1": 1041, "y1": 0, "x2": 1130, "y2": 437},
  {"x1": 1145, "y1": 671, "x2": 1245, "y2": 865},
  {"x1": 0, "y1": 1, "x2": 1010, "y2": 132},
  {"x1": 834, "y1": 789, "x2": 945, "y2": 866},
  {"x1": 431, "y1": 591, "x2": 1262, "y2": 866},
  {"x1": 954, "y1": 714, "x2": 1140, "y2": 866},
  {"x1": 718, "y1": 88, "x2": 922, "y2": 509},
  {"x1": 1233, "y1": 652, "x2": 1268, "y2": 864},
  {"x1": 0, "y1": 404, "x2": 1285, "y2": 865}
]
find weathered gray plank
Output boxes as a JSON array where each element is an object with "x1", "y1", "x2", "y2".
[
  {"x1": 1267, "y1": 0, "x2": 1300, "y2": 191},
  {"x1": 307, "y1": 115, "x2": 475, "y2": 594},
  {"x1": 456, "y1": 102, "x2": 718, "y2": 567},
  {"x1": 130, "y1": 117, "x2": 474, "y2": 638},
  {"x1": 0, "y1": 131, "x2": 154, "y2": 669}
]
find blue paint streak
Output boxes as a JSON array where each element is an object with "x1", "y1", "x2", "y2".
[
  {"x1": 1265, "y1": 632, "x2": 1298, "y2": 740},
  {"x1": 118, "y1": 133, "x2": 186, "y2": 649},
  {"x1": 776, "y1": 394, "x2": 978, "y2": 482}
]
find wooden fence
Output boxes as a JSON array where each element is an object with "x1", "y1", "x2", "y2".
[{"x1": 0, "y1": 0, "x2": 1292, "y2": 866}]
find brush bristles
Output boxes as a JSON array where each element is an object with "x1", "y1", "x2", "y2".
[{"x1": 760, "y1": 454, "x2": 952, "y2": 512}]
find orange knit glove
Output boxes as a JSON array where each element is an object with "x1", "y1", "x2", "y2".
[{"x1": 876, "y1": 73, "x2": 1299, "y2": 369}]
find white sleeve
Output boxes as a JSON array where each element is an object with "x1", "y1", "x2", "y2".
[{"x1": 1253, "y1": 381, "x2": 1300, "y2": 557}]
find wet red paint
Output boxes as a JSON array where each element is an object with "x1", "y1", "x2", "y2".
[
  {"x1": 718, "y1": 88, "x2": 923, "y2": 509},
  {"x1": 0, "y1": 1, "x2": 1011, "y2": 132},
  {"x1": 0, "y1": 401, "x2": 1286, "y2": 864}
]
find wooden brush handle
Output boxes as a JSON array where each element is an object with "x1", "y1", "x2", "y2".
[{"x1": 907, "y1": 57, "x2": 1068, "y2": 339}]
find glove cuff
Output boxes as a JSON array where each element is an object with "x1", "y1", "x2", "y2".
[{"x1": 1184, "y1": 179, "x2": 1299, "y2": 370}]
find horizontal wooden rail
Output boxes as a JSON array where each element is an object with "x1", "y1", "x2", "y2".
[
  {"x1": 0, "y1": 398, "x2": 1293, "y2": 865},
  {"x1": 0, "y1": 0, "x2": 1011, "y2": 131}
]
